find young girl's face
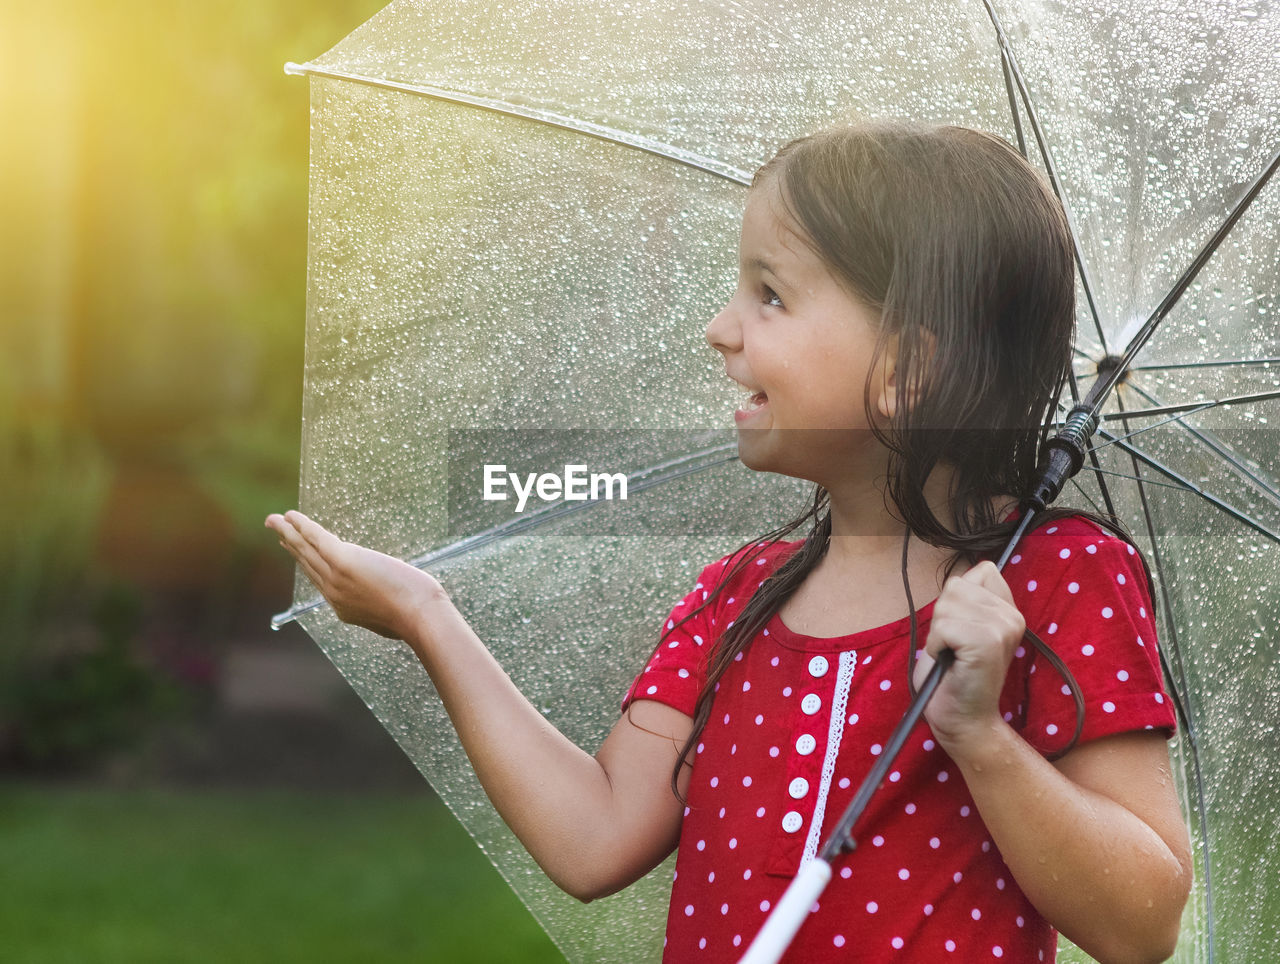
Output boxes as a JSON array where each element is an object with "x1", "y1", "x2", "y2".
[{"x1": 706, "y1": 178, "x2": 892, "y2": 486}]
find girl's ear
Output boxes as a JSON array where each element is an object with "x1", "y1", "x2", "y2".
[
  {"x1": 873, "y1": 332, "x2": 932, "y2": 420},
  {"x1": 874, "y1": 353, "x2": 899, "y2": 420},
  {"x1": 873, "y1": 335, "x2": 905, "y2": 420}
]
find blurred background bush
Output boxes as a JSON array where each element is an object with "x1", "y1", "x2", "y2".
[{"x1": 0, "y1": 2, "x2": 560, "y2": 959}]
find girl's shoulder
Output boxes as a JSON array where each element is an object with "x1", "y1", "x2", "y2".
[
  {"x1": 665, "y1": 538, "x2": 804, "y2": 634},
  {"x1": 1006, "y1": 515, "x2": 1174, "y2": 751},
  {"x1": 627, "y1": 540, "x2": 804, "y2": 716},
  {"x1": 1004, "y1": 513, "x2": 1153, "y2": 636},
  {"x1": 1011, "y1": 514, "x2": 1142, "y2": 572},
  {"x1": 701, "y1": 538, "x2": 805, "y2": 593}
]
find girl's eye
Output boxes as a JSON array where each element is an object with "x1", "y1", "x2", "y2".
[{"x1": 762, "y1": 286, "x2": 783, "y2": 308}]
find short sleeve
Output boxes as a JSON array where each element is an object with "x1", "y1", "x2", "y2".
[
  {"x1": 1015, "y1": 524, "x2": 1177, "y2": 755},
  {"x1": 621, "y1": 561, "x2": 724, "y2": 718}
]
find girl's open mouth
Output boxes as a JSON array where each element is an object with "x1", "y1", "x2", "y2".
[{"x1": 735, "y1": 391, "x2": 768, "y2": 422}]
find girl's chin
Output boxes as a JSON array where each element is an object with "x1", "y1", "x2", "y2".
[
  {"x1": 734, "y1": 429, "x2": 881, "y2": 490},
  {"x1": 733, "y1": 430, "x2": 802, "y2": 479},
  {"x1": 732, "y1": 429, "x2": 769, "y2": 467}
]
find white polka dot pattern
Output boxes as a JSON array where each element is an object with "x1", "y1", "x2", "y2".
[{"x1": 625, "y1": 519, "x2": 1174, "y2": 961}]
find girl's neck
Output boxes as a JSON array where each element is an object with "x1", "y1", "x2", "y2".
[
  {"x1": 816, "y1": 463, "x2": 976, "y2": 603},
  {"x1": 781, "y1": 465, "x2": 1026, "y2": 638},
  {"x1": 824, "y1": 461, "x2": 957, "y2": 545},
  {"x1": 778, "y1": 470, "x2": 963, "y2": 638},
  {"x1": 819, "y1": 466, "x2": 1019, "y2": 583}
]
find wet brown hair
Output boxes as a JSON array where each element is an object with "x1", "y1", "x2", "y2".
[{"x1": 646, "y1": 121, "x2": 1115, "y2": 792}]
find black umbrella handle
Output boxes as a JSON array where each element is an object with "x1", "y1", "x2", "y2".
[{"x1": 1027, "y1": 406, "x2": 1098, "y2": 510}]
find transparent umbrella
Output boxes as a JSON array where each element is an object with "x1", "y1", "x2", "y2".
[{"x1": 271, "y1": 1, "x2": 1279, "y2": 960}]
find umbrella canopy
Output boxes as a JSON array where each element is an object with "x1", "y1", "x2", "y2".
[{"x1": 274, "y1": 1, "x2": 1280, "y2": 960}]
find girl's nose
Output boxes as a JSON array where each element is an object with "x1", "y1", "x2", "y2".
[{"x1": 705, "y1": 301, "x2": 740, "y2": 355}]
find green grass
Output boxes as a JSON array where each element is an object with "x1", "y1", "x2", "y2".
[{"x1": 0, "y1": 783, "x2": 564, "y2": 963}]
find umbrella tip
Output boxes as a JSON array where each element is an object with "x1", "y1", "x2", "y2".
[{"x1": 283, "y1": 62, "x2": 307, "y2": 77}]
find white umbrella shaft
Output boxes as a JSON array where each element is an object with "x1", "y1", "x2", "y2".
[{"x1": 737, "y1": 858, "x2": 834, "y2": 964}]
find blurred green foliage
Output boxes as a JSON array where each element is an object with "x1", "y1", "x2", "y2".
[
  {"x1": 1, "y1": 582, "x2": 184, "y2": 768},
  {"x1": 0, "y1": 1, "x2": 385, "y2": 765},
  {"x1": 0, "y1": 401, "x2": 108, "y2": 672}
]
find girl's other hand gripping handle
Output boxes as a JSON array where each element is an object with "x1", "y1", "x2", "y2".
[{"x1": 913, "y1": 561, "x2": 1025, "y2": 758}]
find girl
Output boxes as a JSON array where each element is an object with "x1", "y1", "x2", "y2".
[{"x1": 267, "y1": 121, "x2": 1192, "y2": 962}]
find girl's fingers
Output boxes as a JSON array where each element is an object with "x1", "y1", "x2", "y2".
[
  {"x1": 924, "y1": 571, "x2": 1023, "y2": 660},
  {"x1": 269, "y1": 511, "x2": 335, "y2": 585},
  {"x1": 274, "y1": 526, "x2": 327, "y2": 591},
  {"x1": 923, "y1": 582, "x2": 985, "y2": 658},
  {"x1": 268, "y1": 510, "x2": 436, "y2": 638},
  {"x1": 911, "y1": 643, "x2": 938, "y2": 692},
  {"x1": 286, "y1": 510, "x2": 344, "y2": 557},
  {"x1": 286, "y1": 510, "x2": 350, "y2": 581},
  {"x1": 960, "y1": 560, "x2": 1015, "y2": 603}
]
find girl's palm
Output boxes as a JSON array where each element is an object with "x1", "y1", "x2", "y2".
[{"x1": 265, "y1": 510, "x2": 446, "y2": 640}]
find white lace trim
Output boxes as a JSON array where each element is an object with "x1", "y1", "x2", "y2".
[{"x1": 801, "y1": 649, "x2": 857, "y2": 867}]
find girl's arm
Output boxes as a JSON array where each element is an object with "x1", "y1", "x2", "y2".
[
  {"x1": 266, "y1": 510, "x2": 691, "y2": 901},
  {"x1": 918, "y1": 562, "x2": 1191, "y2": 964}
]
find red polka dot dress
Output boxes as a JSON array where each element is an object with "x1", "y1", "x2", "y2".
[{"x1": 623, "y1": 517, "x2": 1176, "y2": 962}]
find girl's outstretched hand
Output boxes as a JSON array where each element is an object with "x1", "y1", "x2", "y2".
[
  {"x1": 915, "y1": 560, "x2": 1024, "y2": 756},
  {"x1": 265, "y1": 510, "x2": 448, "y2": 640}
]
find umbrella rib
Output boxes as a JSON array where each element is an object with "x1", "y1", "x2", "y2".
[
  {"x1": 1083, "y1": 420, "x2": 1118, "y2": 516},
  {"x1": 1096, "y1": 426, "x2": 1280, "y2": 545},
  {"x1": 1119, "y1": 384, "x2": 1280, "y2": 423},
  {"x1": 1116, "y1": 428, "x2": 1217, "y2": 961},
  {"x1": 1086, "y1": 394, "x2": 1280, "y2": 453},
  {"x1": 1125, "y1": 382, "x2": 1280, "y2": 511},
  {"x1": 1077, "y1": 380, "x2": 1280, "y2": 418},
  {"x1": 398, "y1": 443, "x2": 741, "y2": 561},
  {"x1": 978, "y1": 0, "x2": 1109, "y2": 354},
  {"x1": 1127, "y1": 357, "x2": 1280, "y2": 372},
  {"x1": 283, "y1": 62, "x2": 753, "y2": 185},
  {"x1": 1052, "y1": 386, "x2": 1280, "y2": 429},
  {"x1": 271, "y1": 443, "x2": 741, "y2": 627},
  {"x1": 997, "y1": 47, "x2": 1027, "y2": 158},
  {"x1": 1075, "y1": 466, "x2": 1194, "y2": 492},
  {"x1": 1064, "y1": 474, "x2": 1110, "y2": 515},
  {"x1": 1088, "y1": 403, "x2": 1225, "y2": 453}
]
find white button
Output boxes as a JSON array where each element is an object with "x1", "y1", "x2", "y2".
[
  {"x1": 788, "y1": 777, "x2": 810, "y2": 799},
  {"x1": 795, "y1": 734, "x2": 817, "y2": 756},
  {"x1": 781, "y1": 811, "x2": 804, "y2": 833},
  {"x1": 801, "y1": 693, "x2": 822, "y2": 715},
  {"x1": 808, "y1": 655, "x2": 829, "y2": 678}
]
